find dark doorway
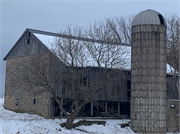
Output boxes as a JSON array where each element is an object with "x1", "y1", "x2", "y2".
[
  {"x1": 78, "y1": 102, "x2": 91, "y2": 117},
  {"x1": 93, "y1": 101, "x2": 106, "y2": 117},
  {"x1": 52, "y1": 97, "x2": 60, "y2": 116},
  {"x1": 107, "y1": 101, "x2": 118, "y2": 117},
  {"x1": 120, "y1": 102, "x2": 130, "y2": 117}
]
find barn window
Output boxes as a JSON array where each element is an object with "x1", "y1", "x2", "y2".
[
  {"x1": 80, "y1": 77, "x2": 89, "y2": 86},
  {"x1": 33, "y1": 99, "x2": 36, "y2": 104},
  {"x1": 28, "y1": 32, "x2": 31, "y2": 37},
  {"x1": 127, "y1": 91, "x2": 131, "y2": 101},
  {"x1": 127, "y1": 80, "x2": 131, "y2": 101},
  {"x1": 127, "y1": 91, "x2": 131, "y2": 98},
  {"x1": 15, "y1": 99, "x2": 19, "y2": 106},
  {"x1": 127, "y1": 80, "x2": 131, "y2": 89},
  {"x1": 27, "y1": 39, "x2": 30, "y2": 44}
]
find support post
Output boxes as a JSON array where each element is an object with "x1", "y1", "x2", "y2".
[
  {"x1": 105, "y1": 101, "x2": 107, "y2": 117},
  {"x1": 48, "y1": 93, "x2": 51, "y2": 119},
  {"x1": 60, "y1": 98, "x2": 63, "y2": 117},
  {"x1": 118, "y1": 102, "x2": 120, "y2": 116},
  {"x1": 91, "y1": 101, "x2": 93, "y2": 117}
]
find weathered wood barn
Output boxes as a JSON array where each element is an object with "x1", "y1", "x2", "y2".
[
  {"x1": 3, "y1": 27, "x2": 179, "y2": 132},
  {"x1": 3, "y1": 28, "x2": 132, "y2": 117}
]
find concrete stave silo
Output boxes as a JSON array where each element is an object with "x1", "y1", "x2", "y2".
[{"x1": 131, "y1": 9, "x2": 167, "y2": 133}]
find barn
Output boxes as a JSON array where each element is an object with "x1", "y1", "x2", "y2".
[
  {"x1": 3, "y1": 26, "x2": 179, "y2": 132},
  {"x1": 3, "y1": 28, "x2": 132, "y2": 117}
]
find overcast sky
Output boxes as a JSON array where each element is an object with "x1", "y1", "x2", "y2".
[{"x1": 0, "y1": 0, "x2": 179, "y2": 97}]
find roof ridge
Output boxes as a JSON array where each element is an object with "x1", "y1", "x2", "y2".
[{"x1": 28, "y1": 28, "x2": 131, "y2": 47}]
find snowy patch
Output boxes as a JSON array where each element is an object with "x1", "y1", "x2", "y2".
[
  {"x1": 0, "y1": 98, "x2": 135, "y2": 134},
  {"x1": 0, "y1": 98, "x2": 179, "y2": 133}
]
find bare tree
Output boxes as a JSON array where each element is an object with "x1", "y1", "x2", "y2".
[
  {"x1": 24, "y1": 22, "x2": 130, "y2": 129},
  {"x1": 167, "y1": 14, "x2": 180, "y2": 72},
  {"x1": 106, "y1": 15, "x2": 134, "y2": 44},
  {"x1": 166, "y1": 14, "x2": 180, "y2": 132},
  {"x1": 84, "y1": 20, "x2": 130, "y2": 69},
  {"x1": 84, "y1": 14, "x2": 135, "y2": 44},
  {"x1": 166, "y1": 14, "x2": 180, "y2": 95}
]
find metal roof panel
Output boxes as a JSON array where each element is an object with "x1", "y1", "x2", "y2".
[{"x1": 132, "y1": 9, "x2": 167, "y2": 27}]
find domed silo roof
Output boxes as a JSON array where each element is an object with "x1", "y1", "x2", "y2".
[{"x1": 132, "y1": 9, "x2": 167, "y2": 27}]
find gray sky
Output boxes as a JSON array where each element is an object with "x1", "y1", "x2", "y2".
[{"x1": 0, "y1": 0, "x2": 179, "y2": 97}]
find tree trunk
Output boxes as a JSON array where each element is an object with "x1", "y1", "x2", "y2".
[{"x1": 65, "y1": 115, "x2": 75, "y2": 129}]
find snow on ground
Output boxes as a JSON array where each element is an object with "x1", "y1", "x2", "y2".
[
  {"x1": 0, "y1": 97, "x2": 134, "y2": 134},
  {"x1": 0, "y1": 98, "x2": 177, "y2": 134}
]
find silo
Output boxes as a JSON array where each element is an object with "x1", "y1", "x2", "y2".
[{"x1": 131, "y1": 9, "x2": 167, "y2": 133}]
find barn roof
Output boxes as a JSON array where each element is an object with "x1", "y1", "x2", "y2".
[
  {"x1": 33, "y1": 30, "x2": 131, "y2": 70},
  {"x1": 3, "y1": 28, "x2": 130, "y2": 60},
  {"x1": 3, "y1": 28, "x2": 174, "y2": 73},
  {"x1": 29, "y1": 28, "x2": 131, "y2": 47}
]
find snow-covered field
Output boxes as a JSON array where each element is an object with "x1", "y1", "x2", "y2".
[
  {"x1": 0, "y1": 97, "x2": 178, "y2": 134},
  {"x1": 0, "y1": 97, "x2": 135, "y2": 134}
]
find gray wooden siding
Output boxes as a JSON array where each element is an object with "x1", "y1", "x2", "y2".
[
  {"x1": 50, "y1": 64, "x2": 178, "y2": 102},
  {"x1": 49, "y1": 53, "x2": 63, "y2": 98},
  {"x1": 167, "y1": 75, "x2": 178, "y2": 99},
  {"x1": 58, "y1": 67, "x2": 131, "y2": 102},
  {"x1": 6, "y1": 32, "x2": 49, "y2": 59}
]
